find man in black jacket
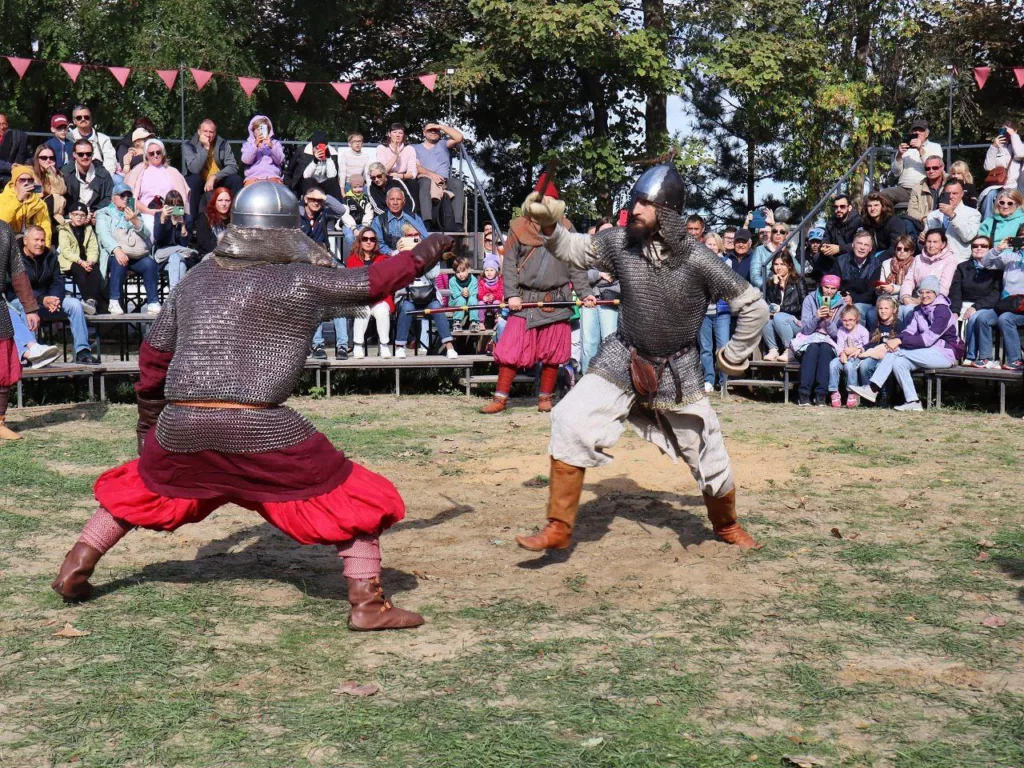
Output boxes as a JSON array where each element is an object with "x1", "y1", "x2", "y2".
[
  {"x1": 61, "y1": 139, "x2": 114, "y2": 216},
  {"x1": 182, "y1": 119, "x2": 243, "y2": 219},
  {"x1": 5, "y1": 226, "x2": 98, "y2": 364},
  {"x1": 828, "y1": 230, "x2": 882, "y2": 331},
  {"x1": 299, "y1": 186, "x2": 331, "y2": 247},
  {"x1": 821, "y1": 194, "x2": 862, "y2": 260},
  {"x1": 0, "y1": 114, "x2": 30, "y2": 188}
]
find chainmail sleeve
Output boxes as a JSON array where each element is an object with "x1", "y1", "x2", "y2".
[
  {"x1": 297, "y1": 263, "x2": 374, "y2": 322},
  {"x1": 144, "y1": 288, "x2": 178, "y2": 352}
]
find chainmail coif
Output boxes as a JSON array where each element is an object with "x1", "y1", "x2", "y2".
[
  {"x1": 586, "y1": 207, "x2": 749, "y2": 408},
  {"x1": 146, "y1": 257, "x2": 373, "y2": 453}
]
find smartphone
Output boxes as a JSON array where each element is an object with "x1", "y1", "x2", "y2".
[
  {"x1": 902, "y1": 133, "x2": 913, "y2": 146},
  {"x1": 938, "y1": 191, "x2": 951, "y2": 206},
  {"x1": 257, "y1": 124, "x2": 268, "y2": 140},
  {"x1": 126, "y1": 196, "x2": 135, "y2": 212},
  {"x1": 170, "y1": 206, "x2": 185, "y2": 216},
  {"x1": 316, "y1": 143, "x2": 327, "y2": 154},
  {"x1": 999, "y1": 127, "x2": 1008, "y2": 138},
  {"x1": 1008, "y1": 237, "x2": 1024, "y2": 249},
  {"x1": 32, "y1": 184, "x2": 43, "y2": 195}
]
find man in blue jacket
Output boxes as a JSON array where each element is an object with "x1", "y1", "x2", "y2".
[{"x1": 372, "y1": 188, "x2": 428, "y2": 254}]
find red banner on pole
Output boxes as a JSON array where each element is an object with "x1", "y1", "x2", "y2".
[
  {"x1": 109, "y1": 67, "x2": 131, "y2": 87},
  {"x1": 331, "y1": 82, "x2": 352, "y2": 100},
  {"x1": 418, "y1": 74, "x2": 437, "y2": 92},
  {"x1": 190, "y1": 68, "x2": 213, "y2": 90},
  {"x1": 284, "y1": 82, "x2": 306, "y2": 102},
  {"x1": 61, "y1": 62, "x2": 83, "y2": 82},
  {"x1": 375, "y1": 79, "x2": 396, "y2": 97},
  {"x1": 1015, "y1": 68, "x2": 1024, "y2": 88},
  {"x1": 238, "y1": 76, "x2": 260, "y2": 97},
  {"x1": 6, "y1": 57, "x2": 31, "y2": 79},
  {"x1": 156, "y1": 69, "x2": 178, "y2": 89},
  {"x1": 975, "y1": 67, "x2": 991, "y2": 89}
]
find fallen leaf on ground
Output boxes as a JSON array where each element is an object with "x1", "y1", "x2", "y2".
[
  {"x1": 581, "y1": 737, "x2": 604, "y2": 748},
  {"x1": 334, "y1": 681, "x2": 382, "y2": 697},
  {"x1": 977, "y1": 539, "x2": 995, "y2": 548},
  {"x1": 830, "y1": 527, "x2": 843, "y2": 539},
  {"x1": 747, "y1": 754, "x2": 758, "y2": 762},
  {"x1": 54, "y1": 623, "x2": 90, "y2": 638},
  {"x1": 981, "y1": 615, "x2": 1006, "y2": 628},
  {"x1": 411, "y1": 570, "x2": 435, "y2": 580},
  {"x1": 976, "y1": 551, "x2": 991, "y2": 562}
]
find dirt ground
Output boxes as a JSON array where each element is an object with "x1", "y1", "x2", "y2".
[{"x1": 2, "y1": 393, "x2": 1022, "y2": 767}]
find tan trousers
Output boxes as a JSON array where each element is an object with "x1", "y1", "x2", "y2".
[{"x1": 548, "y1": 373, "x2": 735, "y2": 497}]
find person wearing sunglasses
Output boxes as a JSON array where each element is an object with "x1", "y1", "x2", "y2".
[
  {"x1": 32, "y1": 144, "x2": 68, "y2": 227},
  {"x1": 748, "y1": 221, "x2": 797, "y2": 290},
  {"x1": 922, "y1": 178, "x2": 981, "y2": 262},
  {"x1": 0, "y1": 113, "x2": 30, "y2": 189},
  {"x1": 907, "y1": 155, "x2": 947, "y2": 228},
  {"x1": 950, "y1": 235, "x2": 1002, "y2": 368},
  {"x1": 61, "y1": 138, "x2": 114, "y2": 214},
  {"x1": 978, "y1": 190, "x2": 1024, "y2": 247},
  {"x1": 820, "y1": 194, "x2": 862, "y2": 261},
  {"x1": 123, "y1": 139, "x2": 190, "y2": 237},
  {"x1": 983, "y1": 224, "x2": 1024, "y2": 371},
  {"x1": 68, "y1": 104, "x2": 117, "y2": 176},
  {"x1": 0, "y1": 164, "x2": 52, "y2": 246},
  {"x1": 44, "y1": 114, "x2": 75, "y2": 168}
]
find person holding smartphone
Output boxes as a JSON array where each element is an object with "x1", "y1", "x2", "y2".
[
  {"x1": 984, "y1": 224, "x2": 1024, "y2": 371},
  {"x1": 96, "y1": 182, "x2": 159, "y2": 315},
  {"x1": 880, "y1": 119, "x2": 943, "y2": 205},
  {"x1": 241, "y1": 115, "x2": 285, "y2": 186},
  {"x1": 0, "y1": 164, "x2": 52, "y2": 245}
]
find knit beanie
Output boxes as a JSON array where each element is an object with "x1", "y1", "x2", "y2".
[
  {"x1": 919, "y1": 275, "x2": 941, "y2": 294},
  {"x1": 483, "y1": 254, "x2": 501, "y2": 272}
]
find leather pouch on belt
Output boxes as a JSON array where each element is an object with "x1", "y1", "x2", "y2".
[{"x1": 629, "y1": 348, "x2": 661, "y2": 401}]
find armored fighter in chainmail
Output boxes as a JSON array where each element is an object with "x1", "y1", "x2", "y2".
[
  {"x1": 51, "y1": 181, "x2": 453, "y2": 631},
  {"x1": 514, "y1": 165, "x2": 769, "y2": 552}
]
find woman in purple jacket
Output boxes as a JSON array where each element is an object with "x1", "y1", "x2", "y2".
[
  {"x1": 240, "y1": 115, "x2": 285, "y2": 185},
  {"x1": 851, "y1": 275, "x2": 963, "y2": 411}
]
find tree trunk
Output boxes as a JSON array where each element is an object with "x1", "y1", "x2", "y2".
[{"x1": 642, "y1": 0, "x2": 668, "y2": 154}]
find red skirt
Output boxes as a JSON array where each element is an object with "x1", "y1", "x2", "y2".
[
  {"x1": 0, "y1": 338, "x2": 21, "y2": 388},
  {"x1": 94, "y1": 458, "x2": 405, "y2": 546},
  {"x1": 493, "y1": 315, "x2": 571, "y2": 368}
]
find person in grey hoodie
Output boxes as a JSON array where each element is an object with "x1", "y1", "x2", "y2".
[
  {"x1": 851, "y1": 275, "x2": 963, "y2": 410},
  {"x1": 183, "y1": 119, "x2": 243, "y2": 219}
]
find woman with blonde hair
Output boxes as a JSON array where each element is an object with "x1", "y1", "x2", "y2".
[
  {"x1": 32, "y1": 143, "x2": 67, "y2": 225},
  {"x1": 947, "y1": 160, "x2": 978, "y2": 208}
]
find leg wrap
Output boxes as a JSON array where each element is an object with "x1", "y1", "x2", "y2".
[
  {"x1": 494, "y1": 364, "x2": 517, "y2": 399},
  {"x1": 337, "y1": 535, "x2": 382, "y2": 580},
  {"x1": 539, "y1": 364, "x2": 559, "y2": 396},
  {"x1": 0, "y1": 385, "x2": 9, "y2": 418},
  {"x1": 78, "y1": 507, "x2": 133, "y2": 553}
]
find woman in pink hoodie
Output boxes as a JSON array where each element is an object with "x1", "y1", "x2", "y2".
[{"x1": 899, "y1": 228, "x2": 957, "y2": 322}]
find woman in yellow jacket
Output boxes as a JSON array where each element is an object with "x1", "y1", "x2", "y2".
[
  {"x1": 57, "y1": 202, "x2": 104, "y2": 313},
  {"x1": 0, "y1": 164, "x2": 51, "y2": 245}
]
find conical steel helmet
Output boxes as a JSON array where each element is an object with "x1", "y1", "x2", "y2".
[
  {"x1": 231, "y1": 180, "x2": 301, "y2": 229},
  {"x1": 628, "y1": 163, "x2": 685, "y2": 214}
]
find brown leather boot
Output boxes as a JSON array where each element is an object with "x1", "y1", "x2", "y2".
[
  {"x1": 0, "y1": 419, "x2": 20, "y2": 441},
  {"x1": 703, "y1": 489, "x2": 762, "y2": 549},
  {"x1": 516, "y1": 458, "x2": 585, "y2": 551},
  {"x1": 346, "y1": 577, "x2": 424, "y2": 631},
  {"x1": 537, "y1": 394, "x2": 554, "y2": 413},
  {"x1": 51, "y1": 542, "x2": 104, "y2": 601},
  {"x1": 479, "y1": 396, "x2": 507, "y2": 414}
]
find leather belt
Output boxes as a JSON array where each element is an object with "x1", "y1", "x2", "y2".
[
  {"x1": 172, "y1": 401, "x2": 272, "y2": 410},
  {"x1": 632, "y1": 346, "x2": 691, "y2": 405}
]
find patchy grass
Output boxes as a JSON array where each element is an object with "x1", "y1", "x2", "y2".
[{"x1": 1, "y1": 395, "x2": 1023, "y2": 767}]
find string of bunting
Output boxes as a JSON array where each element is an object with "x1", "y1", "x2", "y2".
[
  {"x1": 3, "y1": 55, "x2": 439, "y2": 101},
  {"x1": 974, "y1": 66, "x2": 1024, "y2": 90}
]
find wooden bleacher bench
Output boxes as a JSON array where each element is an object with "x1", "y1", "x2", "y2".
[{"x1": 926, "y1": 366, "x2": 1022, "y2": 415}]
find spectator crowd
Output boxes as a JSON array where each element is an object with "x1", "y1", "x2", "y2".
[{"x1": 1, "y1": 108, "x2": 1021, "y2": 414}]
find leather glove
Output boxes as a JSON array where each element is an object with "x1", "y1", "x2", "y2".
[
  {"x1": 522, "y1": 191, "x2": 566, "y2": 228},
  {"x1": 411, "y1": 233, "x2": 456, "y2": 274},
  {"x1": 716, "y1": 348, "x2": 749, "y2": 378},
  {"x1": 136, "y1": 395, "x2": 167, "y2": 456}
]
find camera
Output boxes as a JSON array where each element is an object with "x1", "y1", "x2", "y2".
[{"x1": 1008, "y1": 237, "x2": 1024, "y2": 249}]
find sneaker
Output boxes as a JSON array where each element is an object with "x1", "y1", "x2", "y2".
[
  {"x1": 395, "y1": 347, "x2": 407, "y2": 359},
  {"x1": 777, "y1": 349, "x2": 791, "y2": 363},
  {"x1": 446, "y1": 347, "x2": 459, "y2": 359},
  {"x1": 797, "y1": 397, "x2": 811, "y2": 407},
  {"x1": 107, "y1": 303, "x2": 124, "y2": 316},
  {"x1": 1002, "y1": 360, "x2": 1023, "y2": 371},
  {"x1": 470, "y1": 321, "x2": 483, "y2": 332},
  {"x1": 310, "y1": 345, "x2": 327, "y2": 360},
  {"x1": 845, "y1": 393, "x2": 859, "y2": 409},
  {"x1": 763, "y1": 349, "x2": 780, "y2": 361},
  {"x1": 81, "y1": 299, "x2": 97, "y2": 316},
  {"x1": 830, "y1": 392, "x2": 841, "y2": 408},
  {"x1": 379, "y1": 346, "x2": 392, "y2": 359},
  {"x1": 143, "y1": 302, "x2": 162, "y2": 315},
  {"x1": 982, "y1": 360, "x2": 1001, "y2": 369},
  {"x1": 894, "y1": 400, "x2": 923, "y2": 411},
  {"x1": 24, "y1": 342, "x2": 60, "y2": 369},
  {"x1": 352, "y1": 344, "x2": 365, "y2": 359},
  {"x1": 849, "y1": 384, "x2": 877, "y2": 403},
  {"x1": 335, "y1": 347, "x2": 348, "y2": 360},
  {"x1": 704, "y1": 382, "x2": 713, "y2": 393},
  {"x1": 75, "y1": 349, "x2": 100, "y2": 365},
  {"x1": 961, "y1": 359, "x2": 975, "y2": 367}
]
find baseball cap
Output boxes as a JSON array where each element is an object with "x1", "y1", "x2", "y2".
[
  {"x1": 734, "y1": 228, "x2": 753, "y2": 242},
  {"x1": 131, "y1": 127, "x2": 154, "y2": 142},
  {"x1": 910, "y1": 118, "x2": 928, "y2": 132},
  {"x1": 112, "y1": 182, "x2": 132, "y2": 196},
  {"x1": 808, "y1": 227, "x2": 825, "y2": 242},
  {"x1": 51, "y1": 114, "x2": 69, "y2": 129}
]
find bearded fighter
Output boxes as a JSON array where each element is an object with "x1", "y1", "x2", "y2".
[
  {"x1": 514, "y1": 165, "x2": 769, "y2": 552},
  {"x1": 51, "y1": 181, "x2": 454, "y2": 630}
]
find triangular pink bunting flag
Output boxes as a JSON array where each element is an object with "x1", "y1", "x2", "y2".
[
  {"x1": 61, "y1": 62, "x2": 83, "y2": 82},
  {"x1": 331, "y1": 82, "x2": 351, "y2": 100},
  {"x1": 238, "y1": 77, "x2": 261, "y2": 97},
  {"x1": 1015, "y1": 68, "x2": 1024, "y2": 88},
  {"x1": 974, "y1": 67, "x2": 991, "y2": 90},
  {"x1": 190, "y1": 68, "x2": 213, "y2": 90},
  {"x1": 109, "y1": 67, "x2": 131, "y2": 87},
  {"x1": 375, "y1": 79, "x2": 396, "y2": 97},
  {"x1": 284, "y1": 81, "x2": 306, "y2": 102},
  {"x1": 156, "y1": 69, "x2": 178, "y2": 89},
  {"x1": 418, "y1": 74, "x2": 437, "y2": 92},
  {"x1": 6, "y1": 57, "x2": 31, "y2": 79}
]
